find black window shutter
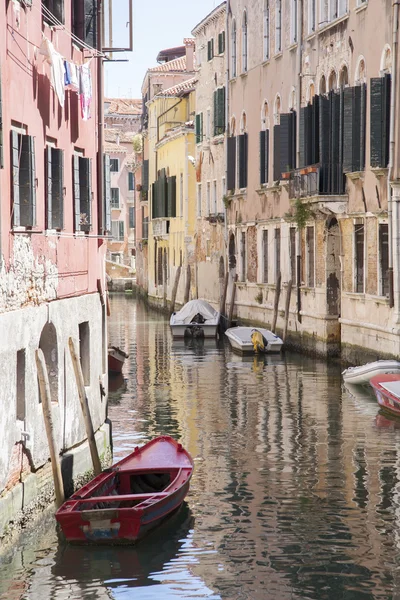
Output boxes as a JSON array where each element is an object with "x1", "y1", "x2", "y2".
[
  {"x1": 280, "y1": 113, "x2": 292, "y2": 175},
  {"x1": 343, "y1": 87, "x2": 355, "y2": 173},
  {"x1": 11, "y1": 130, "x2": 20, "y2": 227},
  {"x1": 196, "y1": 114, "x2": 201, "y2": 143},
  {"x1": 73, "y1": 155, "x2": 80, "y2": 231},
  {"x1": 227, "y1": 136, "x2": 236, "y2": 190},
  {"x1": 19, "y1": 135, "x2": 35, "y2": 227},
  {"x1": 167, "y1": 176, "x2": 177, "y2": 217},
  {"x1": 220, "y1": 87, "x2": 226, "y2": 134},
  {"x1": 213, "y1": 90, "x2": 218, "y2": 136},
  {"x1": 52, "y1": 148, "x2": 64, "y2": 229},
  {"x1": 238, "y1": 134, "x2": 248, "y2": 188},
  {"x1": 265, "y1": 129, "x2": 269, "y2": 184},
  {"x1": 103, "y1": 154, "x2": 111, "y2": 233},
  {"x1": 260, "y1": 130, "x2": 266, "y2": 184},
  {"x1": 290, "y1": 111, "x2": 296, "y2": 170},
  {"x1": 305, "y1": 104, "x2": 313, "y2": 166},
  {"x1": 142, "y1": 159, "x2": 149, "y2": 192},
  {"x1": 383, "y1": 73, "x2": 391, "y2": 167},
  {"x1": 311, "y1": 95, "x2": 319, "y2": 165},
  {"x1": 84, "y1": 0, "x2": 97, "y2": 47},
  {"x1": 370, "y1": 77, "x2": 384, "y2": 168},
  {"x1": 243, "y1": 133, "x2": 248, "y2": 188},
  {"x1": 79, "y1": 157, "x2": 91, "y2": 231},
  {"x1": 360, "y1": 83, "x2": 367, "y2": 171},
  {"x1": 273, "y1": 125, "x2": 281, "y2": 181},
  {"x1": 299, "y1": 107, "x2": 306, "y2": 168},
  {"x1": 319, "y1": 95, "x2": 330, "y2": 193},
  {"x1": 151, "y1": 182, "x2": 156, "y2": 218}
]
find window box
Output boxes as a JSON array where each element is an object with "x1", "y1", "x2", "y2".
[{"x1": 281, "y1": 171, "x2": 292, "y2": 180}]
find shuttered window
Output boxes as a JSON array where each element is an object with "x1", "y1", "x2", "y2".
[
  {"x1": 195, "y1": 113, "x2": 203, "y2": 144},
  {"x1": 43, "y1": 0, "x2": 64, "y2": 25},
  {"x1": 299, "y1": 97, "x2": 319, "y2": 168},
  {"x1": 318, "y1": 91, "x2": 345, "y2": 195},
  {"x1": 110, "y1": 158, "x2": 119, "y2": 172},
  {"x1": 103, "y1": 154, "x2": 111, "y2": 233},
  {"x1": 354, "y1": 223, "x2": 364, "y2": 293},
  {"x1": 263, "y1": 230, "x2": 268, "y2": 283},
  {"x1": 207, "y1": 39, "x2": 214, "y2": 61},
  {"x1": 379, "y1": 223, "x2": 389, "y2": 297},
  {"x1": 370, "y1": 75, "x2": 391, "y2": 169},
  {"x1": 46, "y1": 146, "x2": 64, "y2": 230},
  {"x1": 128, "y1": 172, "x2": 135, "y2": 191},
  {"x1": 279, "y1": 112, "x2": 296, "y2": 175},
  {"x1": 111, "y1": 220, "x2": 124, "y2": 241},
  {"x1": 238, "y1": 134, "x2": 248, "y2": 189},
  {"x1": 129, "y1": 207, "x2": 135, "y2": 229},
  {"x1": 273, "y1": 125, "x2": 281, "y2": 181},
  {"x1": 142, "y1": 159, "x2": 149, "y2": 192},
  {"x1": 72, "y1": 0, "x2": 97, "y2": 48},
  {"x1": 152, "y1": 170, "x2": 176, "y2": 218},
  {"x1": 11, "y1": 131, "x2": 36, "y2": 228},
  {"x1": 343, "y1": 84, "x2": 367, "y2": 173},
  {"x1": 218, "y1": 31, "x2": 226, "y2": 54},
  {"x1": 260, "y1": 129, "x2": 269, "y2": 185},
  {"x1": 214, "y1": 87, "x2": 226, "y2": 136},
  {"x1": 111, "y1": 188, "x2": 120, "y2": 208},
  {"x1": 227, "y1": 136, "x2": 236, "y2": 191},
  {"x1": 73, "y1": 155, "x2": 92, "y2": 232}
]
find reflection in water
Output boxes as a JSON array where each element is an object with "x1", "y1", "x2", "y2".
[{"x1": 2, "y1": 295, "x2": 400, "y2": 599}]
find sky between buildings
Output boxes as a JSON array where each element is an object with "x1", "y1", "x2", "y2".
[{"x1": 104, "y1": 0, "x2": 219, "y2": 100}]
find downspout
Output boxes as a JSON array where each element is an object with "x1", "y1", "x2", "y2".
[
  {"x1": 296, "y1": 0, "x2": 303, "y2": 321},
  {"x1": 225, "y1": 0, "x2": 230, "y2": 265},
  {"x1": 389, "y1": 0, "x2": 399, "y2": 309},
  {"x1": 97, "y1": 0, "x2": 104, "y2": 237}
]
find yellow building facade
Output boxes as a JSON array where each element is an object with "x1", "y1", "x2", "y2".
[{"x1": 147, "y1": 82, "x2": 197, "y2": 306}]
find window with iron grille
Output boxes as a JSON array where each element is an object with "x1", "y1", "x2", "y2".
[
  {"x1": 42, "y1": 0, "x2": 64, "y2": 25},
  {"x1": 308, "y1": 0, "x2": 316, "y2": 33},
  {"x1": 275, "y1": 0, "x2": 282, "y2": 53},
  {"x1": 72, "y1": 0, "x2": 97, "y2": 48},
  {"x1": 46, "y1": 146, "x2": 64, "y2": 230},
  {"x1": 231, "y1": 20, "x2": 237, "y2": 77},
  {"x1": 111, "y1": 188, "x2": 120, "y2": 208},
  {"x1": 379, "y1": 223, "x2": 389, "y2": 297},
  {"x1": 73, "y1": 154, "x2": 92, "y2": 232},
  {"x1": 354, "y1": 223, "x2": 364, "y2": 293},
  {"x1": 242, "y1": 11, "x2": 248, "y2": 72},
  {"x1": 263, "y1": 230, "x2": 268, "y2": 283},
  {"x1": 290, "y1": 0, "x2": 297, "y2": 43},
  {"x1": 110, "y1": 158, "x2": 119, "y2": 172},
  {"x1": 306, "y1": 226, "x2": 315, "y2": 287},
  {"x1": 11, "y1": 131, "x2": 36, "y2": 228}
]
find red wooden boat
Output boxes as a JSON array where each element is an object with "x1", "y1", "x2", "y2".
[
  {"x1": 108, "y1": 346, "x2": 128, "y2": 374},
  {"x1": 370, "y1": 374, "x2": 400, "y2": 417},
  {"x1": 56, "y1": 436, "x2": 193, "y2": 544}
]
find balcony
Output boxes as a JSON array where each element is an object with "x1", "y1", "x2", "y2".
[{"x1": 287, "y1": 164, "x2": 346, "y2": 199}]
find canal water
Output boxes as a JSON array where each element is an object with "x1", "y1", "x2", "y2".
[{"x1": 2, "y1": 294, "x2": 400, "y2": 599}]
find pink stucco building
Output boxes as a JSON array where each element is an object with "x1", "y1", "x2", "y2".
[{"x1": 0, "y1": 0, "x2": 110, "y2": 536}]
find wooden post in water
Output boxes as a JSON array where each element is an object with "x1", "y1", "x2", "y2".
[
  {"x1": 220, "y1": 271, "x2": 229, "y2": 317},
  {"x1": 35, "y1": 349, "x2": 65, "y2": 508},
  {"x1": 283, "y1": 279, "x2": 293, "y2": 342},
  {"x1": 68, "y1": 337, "x2": 102, "y2": 476},
  {"x1": 170, "y1": 266, "x2": 181, "y2": 315},
  {"x1": 184, "y1": 264, "x2": 191, "y2": 304},
  {"x1": 227, "y1": 274, "x2": 238, "y2": 328},
  {"x1": 272, "y1": 272, "x2": 282, "y2": 333}
]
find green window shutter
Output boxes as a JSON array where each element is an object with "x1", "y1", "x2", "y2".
[
  {"x1": 52, "y1": 148, "x2": 64, "y2": 229},
  {"x1": 46, "y1": 146, "x2": 52, "y2": 229},
  {"x1": 218, "y1": 31, "x2": 226, "y2": 54},
  {"x1": 196, "y1": 114, "x2": 201, "y2": 144},
  {"x1": 103, "y1": 154, "x2": 111, "y2": 232},
  {"x1": 128, "y1": 172, "x2": 135, "y2": 191},
  {"x1": 200, "y1": 112, "x2": 203, "y2": 141},
  {"x1": 142, "y1": 159, "x2": 149, "y2": 192},
  {"x1": 73, "y1": 154, "x2": 81, "y2": 231},
  {"x1": 370, "y1": 77, "x2": 384, "y2": 168},
  {"x1": 207, "y1": 40, "x2": 211, "y2": 61},
  {"x1": 227, "y1": 136, "x2": 236, "y2": 191},
  {"x1": 11, "y1": 130, "x2": 20, "y2": 227},
  {"x1": 19, "y1": 135, "x2": 36, "y2": 227},
  {"x1": 213, "y1": 91, "x2": 218, "y2": 136}
]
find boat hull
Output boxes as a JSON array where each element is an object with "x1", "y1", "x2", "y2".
[
  {"x1": 170, "y1": 323, "x2": 219, "y2": 339},
  {"x1": 342, "y1": 360, "x2": 400, "y2": 385},
  {"x1": 225, "y1": 327, "x2": 283, "y2": 354},
  {"x1": 108, "y1": 347, "x2": 128, "y2": 374},
  {"x1": 370, "y1": 374, "x2": 400, "y2": 418}
]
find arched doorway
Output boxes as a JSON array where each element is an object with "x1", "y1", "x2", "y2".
[
  {"x1": 326, "y1": 218, "x2": 341, "y2": 317},
  {"x1": 39, "y1": 322, "x2": 59, "y2": 403},
  {"x1": 228, "y1": 233, "x2": 236, "y2": 271}
]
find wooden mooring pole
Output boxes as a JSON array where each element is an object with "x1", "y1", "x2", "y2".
[
  {"x1": 35, "y1": 349, "x2": 65, "y2": 508},
  {"x1": 272, "y1": 272, "x2": 282, "y2": 333},
  {"x1": 184, "y1": 265, "x2": 191, "y2": 304},
  {"x1": 227, "y1": 274, "x2": 238, "y2": 328},
  {"x1": 170, "y1": 266, "x2": 181, "y2": 315},
  {"x1": 283, "y1": 279, "x2": 293, "y2": 342},
  {"x1": 220, "y1": 271, "x2": 229, "y2": 317},
  {"x1": 68, "y1": 337, "x2": 102, "y2": 476}
]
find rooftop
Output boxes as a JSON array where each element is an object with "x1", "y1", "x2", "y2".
[{"x1": 104, "y1": 98, "x2": 142, "y2": 116}]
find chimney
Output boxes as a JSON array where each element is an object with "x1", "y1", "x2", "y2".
[{"x1": 184, "y1": 38, "x2": 195, "y2": 72}]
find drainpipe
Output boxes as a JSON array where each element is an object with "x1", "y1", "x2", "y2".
[
  {"x1": 389, "y1": 0, "x2": 399, "y2": 310},
  {"x1": 97, "y1": 0, "x2": 104, "y2": 236},
  {"x1": 296, "y1": 0, "x2": 303, "y2": 321},
  {"x1": 225, "y1": 0, "x2": 230, "y2": 266}
]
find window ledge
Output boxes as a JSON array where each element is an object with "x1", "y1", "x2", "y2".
[
  {"x1": 305, "y1": 31, "x2": 317, "y2": 42},
  {"x1": 274, "y1": 52, "x2": 283, "y2": 59},
  {"x1": 12, "y1": 227, "x2": 42, "y2": 234},
  {"x1": 355, "y1": 2, "x2": 368, "y2": 14},
  {"x1": 288, "y1": 42, "x2": 298, "y2": 52},
  {"x1": 345, "y1": 171, "x2": 365, "y2": 181},
  {"x1": 256, "y1": 183, "x2": 281, "y2": 194},
  {"x1": 212, "y1": 134, "x2": 225, "y2": 145},
  {"x1": 262, "y1": 58, "x2": 270, "y2": 67},
  {"x1": 240, "y1": 71, "x2": 248, "y2": 78},
  {"x1": 318, "y1": 13, "x2": 349, "y2": 35},
  {"x1": 371, "y1": 167, "x2": 389, "y2": 178},
  {"x1": 229, "y1": 76, "x2": 238, "y2": 83}
]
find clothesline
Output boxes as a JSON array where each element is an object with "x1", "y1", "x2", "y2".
[{"x1": 40, "y1": 36, "x2": 93, "y2": 121}]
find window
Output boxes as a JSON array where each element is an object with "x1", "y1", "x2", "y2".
[
  {"x1": 264, "y1": 1, "x2": 270, "y2": 60},
  {"x1": 180, "y1": 173, "x2": 184, "y2": 216},
  {"x1": 260, "y1": 129, "x2": 269, "y2": 184},
  {"x1": 354, "y1": 222, "x2": 364, "y2": 293},
  {"x1": 238, "y1": 133, "x2": 248, "y2": 189},
  {"x1": 330, "y1": 0, "x2": 347, "y2": 21},
  {"x1": 275, "y1": 0, "x2": 282, "y2": 53},
  {"x1": 242, "y1": 11, "x2": 248, "y2": 73},
  {"x1": 78, "y1": 322, "x2": 90, "y2": 386},
  {"x1": 290, "y1": 0, "x2": 297, "y2": 43},
  {"x1": 129, "y1": 207, "x2": 135, "y2": 229},
  {"x1": 379, "y1": 223, "x2": 389, "y2": 297},
  {"x1": 320, "y1": 0, "x2": 328, "y2": 24},
  {"x1": 207, "y1": 182, "x2": 211, "y2": 214},
  {"x1": 46, "y1": 146, "x2": 64, "y2": 230},
  {"x1": 197, "y1": 183, "x2": 202, "y2": 217},
  {"x1": 16, "y1": 349, "x2": 26, "y2": 422},
  {"x1": 343, "y1": 84, "x2": 367, "y2": 173},
  {"x1": 231, "y1": 19, "x2": 237, "y2": 77},
  {"x1": 142, "y1": 159, "x2": 149, "y2": 193},
  {"x1": 290, "y1": 227, "x2": 296, "y2": 283},
  {"x1": 110, "y1": 158, "x2": 119, "y2": 172},
  {"x1": 195, "y1": 113, "x2": 203, "y2": 144},
  {"x1": 263, "y1": 230, "x2": 268, "y2": 283},
  {"x1": 72, "y1": 0, "x2": 97, "y2": 48},
  {"x1": 73, "y1": 154, "x2": 92, "y2": 232},
  {"x1": 275, "y1": 228, "x2": 281, "y2": 280},
  {"x1": 111, "y1": 220, "x2": 124, "y2": 241},
  {"x1": 370, "y1": 75, "x2": 391, "y2": 168},
  {"x1": 207, "y1": 38, "x2": 214, "y2": 61},
  {"x1": 128, "y1": 172, "x2": 135, "y2": 191},
  {"x1": 214, "y1": 87, "x2": 226, "y2": 136},
  {"x1": 11, "y1": 130, "x2": 36, "y2": 228},
  {"x1": 111, "y1": 187, "x2": 120, "y2": 208},
  {"x1": 42, "y1": 0, "x2": 64, "y2": 25},
  {"x1": 308, "y1": 0, "x2": 316, "y2": 33},
  {"x1": 218, "y1": 31, "x2": 226, "y2": 54},
  {"x1": 306, "y1": 226, "x2": 315, "y2": 287},
  {"x1": 213, "y1": 180, "x2": 217, "y2": 213},
  {"x1": 227, "y1": 135, "x2": 237, "y2": 191},
  {"x1": 241, "y1": 231, "x2": 246, "y2": 281},
  {"x1": 152, "y1": 170, "x2": 176, "y2": 218}
]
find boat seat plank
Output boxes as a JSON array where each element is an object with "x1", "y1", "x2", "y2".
[{"x1": 73, "y1": 492, "x2": 168, "y2": 504}]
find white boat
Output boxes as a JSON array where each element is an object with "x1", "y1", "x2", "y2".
[
  {"x1": 342, "y1": 360, "x2": 400, "y2": 385},
  {"x1": 170, "y1": 299, "x2": 220, "y2": 339},
  {"x1": 225, "y1": 326, "x2": 283, "y2": 354}
]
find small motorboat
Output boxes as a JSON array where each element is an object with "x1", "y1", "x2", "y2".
[
  {"x1": 342, "y1": 360, "x2": 400, "y2": 385},
  {"x1": 108, "y1": 346, "x2": 129, "y2": 374},
  {"x1": 170, "y1": 299, "x2": 220, "y2": 339},
  {"x1": 56, "y1": 436, "x2": 193, "y2": 544},
  {"x1": 370, "y1": 374, "x2": 400, "y2": 417},
  {"x1": 225, "y1": 326, "x2": 283, "y2": 354}
]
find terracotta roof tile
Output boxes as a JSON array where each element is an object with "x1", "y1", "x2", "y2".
[
  {"x1": 156, "y1": 77, "x2": 197, "y2": 97},
  {"x1": 105, "y1": 98, "x2": 142, "y2": 115},
  {"x1": 148, "y1": 56, "x2": 188, "y2": 73}
]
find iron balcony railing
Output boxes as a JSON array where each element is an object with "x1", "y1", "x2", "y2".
[{"x1": 287, "y1": 164, "x2": 346, "y2": 199}]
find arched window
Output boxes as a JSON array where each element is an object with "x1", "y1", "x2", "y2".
[
  {"x1": 288, "y1": 88, "x2": 296, "y2": 111},
  {"x1": 264, "y1": 0, "x2": 270, "y2": 60},
  {"x1": 231, "y1": 19, "x2": 237, "y2": 77},
  {"x1": 274, "y1": 94, "x2": 281, "y2": 125},
  {"x1": 381, "y1": 45, "x2": 392, "y2": 73},
  {"x1": 262, "y1": 101, "x2": 270, "y2": 130},
  {"x1": 319, "y1": 74, "x2": 326, "y2": 95},
  {"x1": 355, "y1": 56, "x2": 366, "y2": 84},
  {"x1": 339, "y1": 65, "x2": 348, "y2": 88},
  {"x1": 240, "y1": 111, "x2": 247, "y2": 134},
  {"x1": 328, "y1": 69, "x2": 337, "y2": 91},
  {"x1": 230, "y1": 115, "x2": 236, "y2": 136},
  {"x1": 307, "y1": 81, "x2": 315, "y2": 103},
  {"x1": 242, "y1": 11, "x2": 248, "y2": 73},
  {"x1": 275, "y1": 0, "x2": 282, "y2": 53}
]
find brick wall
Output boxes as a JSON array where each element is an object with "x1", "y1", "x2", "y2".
[
  {"x1": 3, "y1": 443, "x2": 32, "y2": 492},
  {"x1": 247, "y1": 226, "x2": 258, "y2": 283}
]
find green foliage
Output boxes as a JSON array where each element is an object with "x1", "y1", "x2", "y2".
[
  {"x1": 255, "y1": 291, "x2": 263, "y2": 305},
  {"x1": 285, "y1": 198, "x2": 314, "y2": 229},
  {"x1": 132, "y1": 135, "x2": 143, "y2": 154},
  {"x1": 223, "y1": 195, "x2": 232, "y2": 208}
]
